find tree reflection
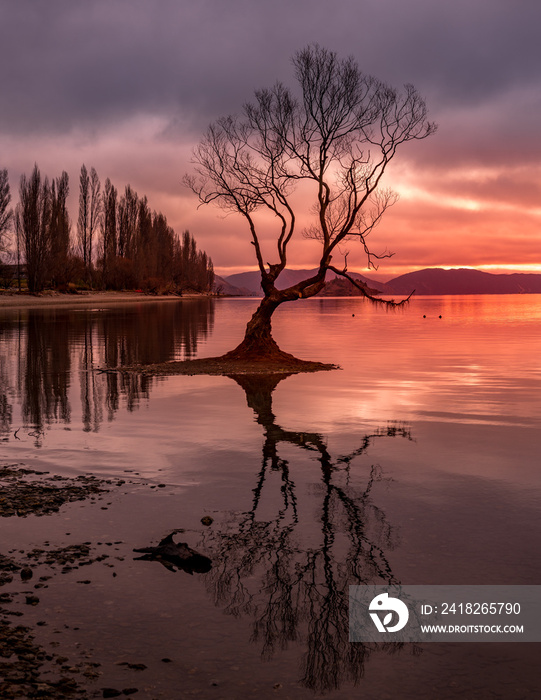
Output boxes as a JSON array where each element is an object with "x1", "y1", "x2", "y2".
[
  {"x1": 94, "y1": 299, "x2": 215, "y2": 421},
  {"x1": 21, "y1": 310, "x2": 72, "y2": 433},
  {"x1": 1, "y1": 299, "x2": 214, "y2": 434},
  {"x1": 202, "y1": 373, "x2": 412, "y2": 692},
  {"x1": 0, "y1": 353, "x2": 13, "y2": 435},
  {"x1": 0, "y1": 315, "x2": 23, "y2": 437}
]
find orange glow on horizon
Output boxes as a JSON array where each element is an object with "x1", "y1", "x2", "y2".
[{"x1": 214, "y1": 263, "x2": 541, "y2": 281}]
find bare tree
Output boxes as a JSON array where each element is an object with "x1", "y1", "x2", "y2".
[
  {"x1": 16, "y1": 164, "x2": 52, "y2": 293},
  {"x1": 187, "y1": 45, "x2": 436, "y2": 362},
  {"x1": 88, "y1": 166, "x2": 101, "y2": 285},
  {"x1": 134, "y1": 195, "x2": 152, "y2": 283},
  {"x1": 0, "y1": 168, "x2": 12, "y2": 256},
  {"x1": 0, "y1": 168, "x2": 14, "y2": 287},
  {"x1": 153, "y1": 211, "x2": 175, "y2": 283},
  {"x1": 100, "y1": 177, "x2": 117, "y2": 289},
  {"x1": 78, "y1": 164, "x2": 101, "y2": 285},
  {"x1": 77, "y1": 164, "x2": 90, "y2": 271},
  {"x1": 117, "y1": 184, "x2": 138, "y2": 259},
  {"x1": 49, "y1": 171, "x2": 71, "y2": 286}
]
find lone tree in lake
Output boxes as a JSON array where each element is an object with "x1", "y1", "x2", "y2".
[{"x1": 186, "y1": 44, "x2": 436, "y2": 364}]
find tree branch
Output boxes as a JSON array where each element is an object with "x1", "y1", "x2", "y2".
[{"x1": 327, "y1": 264, "x2": 414, "y2": 306}]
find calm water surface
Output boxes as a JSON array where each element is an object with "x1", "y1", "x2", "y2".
[{"x1": 1, "y1": 295, "x2": 540, "y2": 698}]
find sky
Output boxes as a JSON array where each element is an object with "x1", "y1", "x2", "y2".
[{"x1": 1, "y1": 0, "x2": 541, "y2": 280}]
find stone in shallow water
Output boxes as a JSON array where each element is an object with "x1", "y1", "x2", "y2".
[{"x1": 20, "y1": 567, "x2": 33, "y2": 581}]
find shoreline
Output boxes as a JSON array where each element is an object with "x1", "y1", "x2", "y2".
[
  {"x1": 0, "y1": 290, "x2": 212, "y2": 310},
  {"x1": 0, "y1": 462, "x2": 143, "y2": 699}
]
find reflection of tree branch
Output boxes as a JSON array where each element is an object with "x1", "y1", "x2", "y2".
[
  {"x1": 1, "y1": 301, "x2": 215, "y2": 433},
  {"x1": 203, "y1": 373, "x2": 413, "y2": 692},
  {"x1": 0, "y1": 353, "x2": 13, "y2": 435},
  {"x1": 21, "y1": 311, "x2": 71, "y2": 438}
]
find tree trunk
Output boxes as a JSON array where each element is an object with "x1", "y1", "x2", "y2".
[
  {"x1": 221, "y1": 269, "x2": 329, "y2": 363},
  {"x1": 222, "y1": 294, "x2": 287, "y2": 360}
]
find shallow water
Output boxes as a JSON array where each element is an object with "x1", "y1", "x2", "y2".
[{"x1": 1, "y1": 295, "x2": 540, "y2": 698}]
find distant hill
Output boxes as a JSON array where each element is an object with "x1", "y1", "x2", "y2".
[
  {"x1": 212, "y1": 275, "x2": 256, "y2": 296},
  {"x1": 220, "y1": 267, "x2": 541, "y2": 296},
  {"x1": 224, "y1": 268, "x2": 389, "y2": 296},
  {"x1": 386, "y1": 268, "x2": 541, "y2": 295},
  {"x1": 315, "y1": 277, "x2": 383, "y2": 297}
]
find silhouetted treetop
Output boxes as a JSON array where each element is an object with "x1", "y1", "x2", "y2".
[{"x1": 186, "y1": 44, "x2": 436, "y2": 363}]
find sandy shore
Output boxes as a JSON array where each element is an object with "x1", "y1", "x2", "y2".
[{"x1": 0, "y1": 290, "x2": 208, "y2": 309}]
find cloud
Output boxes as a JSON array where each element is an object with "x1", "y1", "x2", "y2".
[
  {"x1": 1, "y1": 0, "x2": 541, "y2": 275},
  {"x1": 4, "y1": 0, "x2": 540, "y2": 133}
]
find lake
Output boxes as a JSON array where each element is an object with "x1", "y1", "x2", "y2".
[{"x1": 1, "y1": 295, "x2": 540, "y2": 698}]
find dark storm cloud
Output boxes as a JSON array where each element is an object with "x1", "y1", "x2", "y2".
[
  {"x1": 0, "y1": 0, "x2": 322, "y2": 135},
  {"x1": 2, "y1": 0, "x2": 540, "y2": 136},
  {"x1": 1, "y1": 0, "x2": 541, "y2": 274},
  {"x1": 356, "y1": 0, "x2": 541, "y2": 106}
]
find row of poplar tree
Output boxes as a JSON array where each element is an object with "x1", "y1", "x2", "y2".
[{"x1": 0, "y1": 164, "x2": 214, "y2": 294}]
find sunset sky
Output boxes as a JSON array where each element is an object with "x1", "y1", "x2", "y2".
[{"x1": 1, "y1": 0, "x2": 540, "y2": 280}]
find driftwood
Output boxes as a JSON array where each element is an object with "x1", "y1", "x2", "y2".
[{"x1": 133, "y1": 532, "x2": 211, "y2": 574}]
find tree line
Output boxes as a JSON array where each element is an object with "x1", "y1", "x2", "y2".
[
  {"x1": 0, "y1": 164, "x2": 214, "y2": 294},
  {"x1": 0, "y1": 299, "x2": 215, "y2": 437}
]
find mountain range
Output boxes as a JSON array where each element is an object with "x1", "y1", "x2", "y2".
[
  {"x1": 214, "y1": 268, "x2": 541, "y2": 296},
  {"x1": 218, "y1": 269, "x2": 389, "y2": 296}
]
